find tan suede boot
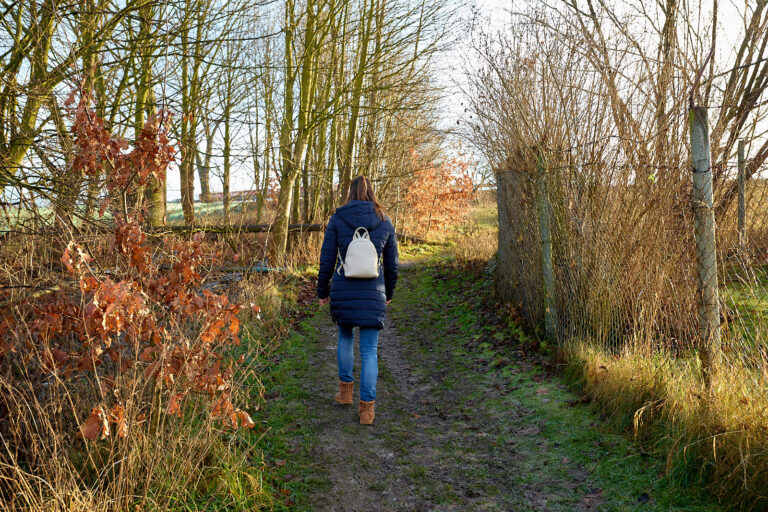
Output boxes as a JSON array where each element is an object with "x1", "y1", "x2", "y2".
[
  {"x1": 358, "y1": 400, "x2": 375, "y2": 425},
  {"x1": 334, "y1": 381, "x2": 354, "y2": 405}
]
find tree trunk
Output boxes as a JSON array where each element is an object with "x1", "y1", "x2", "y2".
[
  {"x1": 196, "y1": 118, "x2": 218, "y2": 203},
  {"x1": 340, "y1": 0, "x2": 373, "y2": 197},
  {"x1": 223, "y1": 117, "x2": 231, "y2": 226},
  {"x1": 3, "y1": 0, "x2": 56, "y2": 182},
  {"x1": 302, "y1": 140, "x2": 311, "y2": 222},
  {"x1": 272, "y1": 172, "x2": 297, "y2": 260}
]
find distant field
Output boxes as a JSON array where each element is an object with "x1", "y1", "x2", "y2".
[
  {"x1": 166, "y1": 200, "x2": 272, "y2": 225},
  {"x1": 469, "y1": 201, "x2": 498, "y2": 229},
  {"x1": 444, "y1": 199, "x2": 498, "y2": 261}
]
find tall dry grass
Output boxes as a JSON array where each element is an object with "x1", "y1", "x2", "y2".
[
  {"x1": 447, "y1": 200, "x2": 498, "y2": 263},
  {"x1": 565, "y1": 342, "x2": 768, "y2": 510}
]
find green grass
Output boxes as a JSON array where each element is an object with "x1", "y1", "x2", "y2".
[
  {"x1": 157, "y1": 268, "x2": 325, "y2": 511},
  {"x1": 166, "y1": 200, "x2": 264, "y2": 223},
  {"x1": 721, "y1": 263, "x2": 768, "y2": 355},
  {"x1": 397, "y1": 240, "x2": 446, "y2": 261},
  {"x1": 243, "y1": 322, "x2": 332, "y2": 511},
  {"x1": 0, "y1": 200, "x2": 259, "y2": 229}
]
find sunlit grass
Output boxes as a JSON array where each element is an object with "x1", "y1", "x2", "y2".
[
  {"x1": 468, "y1": 201, "x2": 498, "y2": 229},
  {"x1": 166, "y1": 200, "x2": 274, "y2": 225},
  {"x1": 564, "y1": 339, "x2": 768, "y2": 510}
]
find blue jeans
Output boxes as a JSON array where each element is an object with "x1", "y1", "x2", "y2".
[{"x1": 337, "y1": 325, "x2": 379, "y2": 402}]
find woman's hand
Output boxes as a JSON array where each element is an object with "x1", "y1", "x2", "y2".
[{"x1": 319, "y1": 297, "x2": 330, "y2": 306}]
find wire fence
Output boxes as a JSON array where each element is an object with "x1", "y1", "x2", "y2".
[{"x1": 495, "y1": 108, "x2": 768, "y2": 391}]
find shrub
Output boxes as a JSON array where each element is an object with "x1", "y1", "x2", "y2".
[{"x1": 0, "y1": 93, "x2": 258, "y2": 510}]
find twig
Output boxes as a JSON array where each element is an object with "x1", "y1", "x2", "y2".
[{"x1": 690, "y1": 46, "x2": 715, "y2": 109}]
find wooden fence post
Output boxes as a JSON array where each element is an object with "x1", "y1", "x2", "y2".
[
  {"x1": 689, "y1": 106, "x2": 722, "y2": 381},
  {"x1": 536, "y1": 153, "x2": 557, "y2": 340},
  {"x1": 738, "y1": 140, "x2": 746, "y2": 248}
]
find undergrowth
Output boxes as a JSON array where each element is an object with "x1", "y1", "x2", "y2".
[
  {"x1": 428, "y1": 197, "x2": 768, "y2": 511},
  {"x1": 446, "y1": 211, "x2": 768, "y2": 510}
]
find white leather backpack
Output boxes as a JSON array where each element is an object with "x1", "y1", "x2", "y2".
[{"x1": 337, "y1": 227, "x2": 381, "y2": 278}]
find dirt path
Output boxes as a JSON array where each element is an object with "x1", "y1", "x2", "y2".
[
  {"x1": 281, "y1": 263, "x2": 720, "y2": 512},
  {"x1": 303, "y1": 317, "x2": 598, "y2": 512}
]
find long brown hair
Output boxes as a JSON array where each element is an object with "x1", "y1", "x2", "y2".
[{"x1": 345, "y1": 175, "x2": 385, "y2": 219}]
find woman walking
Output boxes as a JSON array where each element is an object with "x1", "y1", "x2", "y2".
[{"x1": 317, "y1": 176, "x2": 399, "y2": 425}]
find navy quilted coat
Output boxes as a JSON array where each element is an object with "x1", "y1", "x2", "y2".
[{"x1": 317, "y1": 200, "x2": 399, "y2": 330}]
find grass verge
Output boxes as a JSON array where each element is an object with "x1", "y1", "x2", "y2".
[
  {"x1": 229, "y1": 268, "x2": 328, "y2": 511},
  {"x1": 561, "y1": 340, "x2": 768, "y2": 511}
]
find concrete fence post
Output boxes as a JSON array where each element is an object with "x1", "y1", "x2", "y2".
[
  {"x1": 689, "y1": 106, "x2": 722, "y2": 381},
  {"x1": 738, "y1": 140, "x2": 746, "y2": 248},
  {"x1": 536, "y1": 153, "x2": 557, "y2": 340}
]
